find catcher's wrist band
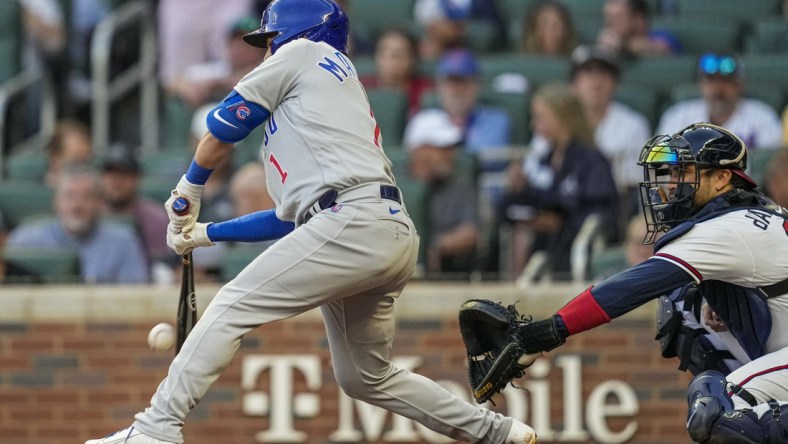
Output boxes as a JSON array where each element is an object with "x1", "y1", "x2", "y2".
[
  {"x1": 517, "y1": 317, "x2": 565, "y2": 354},
  {"x1": 555, "y1": 286, "x2": 611, "y2": 335}
]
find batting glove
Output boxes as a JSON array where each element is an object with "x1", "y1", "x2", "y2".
[
  {"x1": 165, "y1": 176, "x2": 204, "y2": 233},
  {"x1": 167, "y1": 222, "x2": 215, "y2": 255}
]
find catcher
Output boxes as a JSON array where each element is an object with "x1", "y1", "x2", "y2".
[{"x1": 459, "y1": 123, "x2": 788, "y2": 443}]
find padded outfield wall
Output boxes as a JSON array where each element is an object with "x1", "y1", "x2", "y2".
[{"x1": 0, "y1": 283, "x2": 693, "y2": 444}]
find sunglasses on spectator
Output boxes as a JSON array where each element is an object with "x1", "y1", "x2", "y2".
[{"x1": 698, "y1": 54, "x2": 738, "y2": 76}]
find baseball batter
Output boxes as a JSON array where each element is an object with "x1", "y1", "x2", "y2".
[
  {"x1": 494, "y1": 123, "x2": 788, "y2": 443},
  {"x1": 86, "y1": 1, "x2": 535, "y2": 443}
]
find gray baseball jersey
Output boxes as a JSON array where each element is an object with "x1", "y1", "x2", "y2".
[
  {"x1": 234, "y1": 39, "x2": 395, "y2": 223},
  {"x1": 128, "y1": 38, "x2": 516, "y2": 444}
]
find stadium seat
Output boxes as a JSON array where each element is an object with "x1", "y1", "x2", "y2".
[
  {"x1": 480, "y1": 90, "x2": 531, "y2": 145},
  {"x1": 3, "y1": 246, "x2": 80, "y2": 284},
  {"x1": 233, "y1": 124, "x2": 265, "y2": 170},
  {"x1": 740, "y1": 54, "x2": 788, "y2": 89},
  {"x1": 677, "y1": 0, "x2": 778, "y2": 22},
  {"x1": 5, "y1": 149, "x2": 48, "y2": 182},
  {"x1": 748, "y1": 148, "x2": 780, "y2": 186},
  {"x1": 219, "y1": 244, "x2": 266, "y2": 282},
  {"x1": 162, "y1": 96, "x2": 195, "y2": 149},
  {"x1": 744, "y1": 18, "x2": 788, "y2": 54},
  {"x1": 574, "y1": 15, "x2": 605, "y2": 45},
  {"x1": 0, "y1": 181, "x2": 54, "y2": 229},
  {"x1": 352, "y1": 55, "x2": 376, "y2": 78},
  {"x1": 140, "y1": 149, "x2": 189, "y2": 181},
  {"x1": 589, "y1": 246, "x2": 627, "y2": 280},
  {"x1": 668, "y1": 82, "x2": 785, "y2": 115},
  {"x1": 498, "y1": 0, "x2": 536, "y2": 21},
  {"x1": 139, "y1": 176, "x2": 175, "y2": 203},
  {"x1": 465, "y1": 20, "x2": 501, "y2": 53},
  {"x1": 615, "y1": 82, "x2": 661, "y2": 130},
  {"x1": 368, "y1": 88, "x2": 408, "y2": 146},
  {"x1": 651, "y1": 16, "x2": 742, "y2": 55},
  {"x1": 480, "y1": 54, "x2": 571, "y2": 90},
  {"x1": 620, "y1": 55, "x2": 697, "y2": 93},
  {"x1": 563, "y1": 0, "x2": 606, "y2": 21},
  {"x1": 347, "y1": 0, "x2": 415, "y2": 45},
  {"x1": 0, "y1": 0, "x2": 21, "y2": 83},
  {"x1": 396, "y1": 175, "x2": 430, "y2": 266}
]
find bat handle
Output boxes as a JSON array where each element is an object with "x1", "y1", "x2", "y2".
[{"x1": 172, "y1": 196, "x2": 190, "y2": 216}]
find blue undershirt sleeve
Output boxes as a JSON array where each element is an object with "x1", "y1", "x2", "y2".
[
  {"x1": 206, "y1": 210, "x2": 295, "y2": 243},
  {"x1": 591, "y1": 258, "x2": 695, "y2": 319}
]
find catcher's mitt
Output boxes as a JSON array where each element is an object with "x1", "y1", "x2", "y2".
[{"x1": 458, "y1": 299, "x2": 540, "y2": 404}]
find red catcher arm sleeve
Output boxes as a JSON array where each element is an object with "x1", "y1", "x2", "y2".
[{"x1": 556, "y1": 286, "x2": 612, "y2": 335}]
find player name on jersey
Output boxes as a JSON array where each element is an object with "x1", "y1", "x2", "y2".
[{"x1": 241, "y1": 354, "x2": 639, "y2": 443}]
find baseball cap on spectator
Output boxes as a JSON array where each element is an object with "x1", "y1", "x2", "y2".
[
  {"x1": 230, "y1": 16, "x2": 260, "y2": 37},
  {"x1": 437, "y1": 48, "x2": 480, "y2": 78},
  {"x1": 414, "y1": 0, "x2": 472, "y2": 24},
  {"x1": 405, "y1": 111, "x2": 463, "y2": 150},
  {"x1": 101, "y1": 146, "x2": 141, "y2": 175},
  {"x1": 570, "y1": 45, "x2": 620, "y2": 80},
  {"x1": 697, "y1": 52, "x2": 742, "y2": 79}
]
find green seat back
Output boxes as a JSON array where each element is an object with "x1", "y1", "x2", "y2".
[
  {"x1": 480, "y1": 54, "x2": 571, "y2": 89},
  {"x1": 0, "y1": 0, "x2": 21, "y2": 83},
  {"x1": 480, "y1": 90, "x2": 531, "y2": 145},
  {"x1": 220, "y1": 244, "x2": 266, "y2": 282},
  {"x1": 589, "y1": 246, "x2": 627, "y2": 280},
  {"x1": 677, "y1": 0, "x2": 778, "y2": 22},
  {"x1": 651, "y1": 16, "x2": 742, "y2": 55},
  {"x1": 347, "y1": 0, "x2": 414, "y2": 45},
  {"x1": 615, "y1": 82, "x2": 661, "y2": 130},
  {"x1": 139, "y1": 177, "x2": 175, "y2": 203},
  {"x1": 744, "y1": 18, "x2": 788, "y2": 54},
  {"x1": 668, "y1": 82, "x2": 785, "y2": 115},
  {"x1": 367, "y1": 88, "x2": 408, "y2": 146},
  {"x1": 0, "y1": 182, "x2": 54, "y2": 229},
  {"x1": 620, "y1": 55, "x2": 697, "y2": 93},
  {"x1": 740, "y1": 54, "x2": 788, "y2": 89},
  {"x1": 397, "y1": 176, "x2": 430, "y2": 266},
  {"x1": 3, "y1": 247, "x2": 80, "y2": 284},
  {"x1": 5, "y1": 149, "x2": 48, "y2": 182}
]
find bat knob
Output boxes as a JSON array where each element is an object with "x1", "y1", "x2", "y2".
[{"x1": 172, "y1": 197, "x2": 190, "y2": 215}]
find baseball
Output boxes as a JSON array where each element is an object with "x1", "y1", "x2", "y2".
[{"x1": 148, "y1": 323, "x2": 176, "y2": 351}]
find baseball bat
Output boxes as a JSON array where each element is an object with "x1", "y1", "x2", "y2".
[{"x1": 173, "y1": 197, "x2": 197, "y2": 355}]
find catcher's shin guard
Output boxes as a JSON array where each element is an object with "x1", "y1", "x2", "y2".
[{"x1": 685, "y1": 370, "x2": 766, "y2": 443}]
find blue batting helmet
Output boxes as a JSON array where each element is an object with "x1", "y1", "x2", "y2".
[{"x1": 242, "y1": 0, "x2": 349, "y2": 55}]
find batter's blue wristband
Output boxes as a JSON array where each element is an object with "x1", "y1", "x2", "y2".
[
  {"x1": 185, "y1": 159, "x2": 213, "y2": 185},
  {"x1": 206, "y1": 210, "x2": 295, "y2": 243}
]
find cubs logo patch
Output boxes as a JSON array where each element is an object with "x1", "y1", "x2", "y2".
[
  {"x1": 227, "y1": 102, "x2": 251, "y2": 120},
  {"x1": 235, "y1": 105, "x2": 251, "y2": 120},
  {"x1": 330, "y1": 204, "x2": 343, "y2": 212}
]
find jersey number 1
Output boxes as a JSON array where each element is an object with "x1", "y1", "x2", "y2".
[{"x1": 268, "y1": 153, "x2": 288, "y2": 184}]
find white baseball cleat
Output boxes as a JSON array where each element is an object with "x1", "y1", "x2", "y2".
[
  {"x1": 506, "y1": 419, "x2": 537, "y2": 444},
  {"x1": 85, "y1": 426, "x2": 176, "y2": 444}
]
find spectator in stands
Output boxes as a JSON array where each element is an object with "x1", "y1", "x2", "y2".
[
  {"x1": 412, "y1": 0, "x2": 506, "y2": 60},
  {"x1": 596, "y1": 0, "x2": 681, "y2": 58},
  {"x1": 158, "y1": 0, "x2": 252, "y2": 99},
  {"x1": 498, "y1": 83, "x2": 618, "y2": 280},
  {"x1": 520, "y1": 1, "x2": 577, "y2": 56},
  {"x1": 167, "y1": 16, "x2": 265, "y2": 108},
  {"x1": 570, "y1": 45, "x2": 650, "y2": 218},
  {"x1": 229, "y1": 162, "x2": 275, "y2": 216},
  {"x1": 406, "y1": 48, "x2": 510, "y2": 169},
  {"x1": 360, "y1": 28, "x2": 434, "y2": 117},
  {"x1": 405, "y1": 111, "x2": 479, "y2": 278},
  {"x1": 765, "y1": 149, "x2": 788, "y2": 208},
  {"x1": 44, "y1": 119, "x2": 93, "y2": 188},
  {"x1": 657, "y1": 53, "x2": 783, "y2": 150},
  {"x1": 99, "y1": 147, "x2": 177, "y2": 283},
  {"x1": 6, "y1": 164, "x2": 150, "y2": 283},
  {"x1": 20, "y1": 0, "x2": 109, "y2": 119}
]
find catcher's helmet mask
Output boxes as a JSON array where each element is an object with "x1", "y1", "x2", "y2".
[
  {"x1": 638, "y1": 122, "x2": 755, "y2": 244},
  {"x1": 243, "y1": 0, "x2": 350, "y2": 55}
]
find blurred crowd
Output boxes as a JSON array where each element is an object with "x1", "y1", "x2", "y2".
[{"x1": 1, "y1": 0, "x2": 788, "y2": 284}]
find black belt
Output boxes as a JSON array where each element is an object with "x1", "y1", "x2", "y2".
[{"x1": 302, "y1": 185, "x2": 401, "y2": 224}]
